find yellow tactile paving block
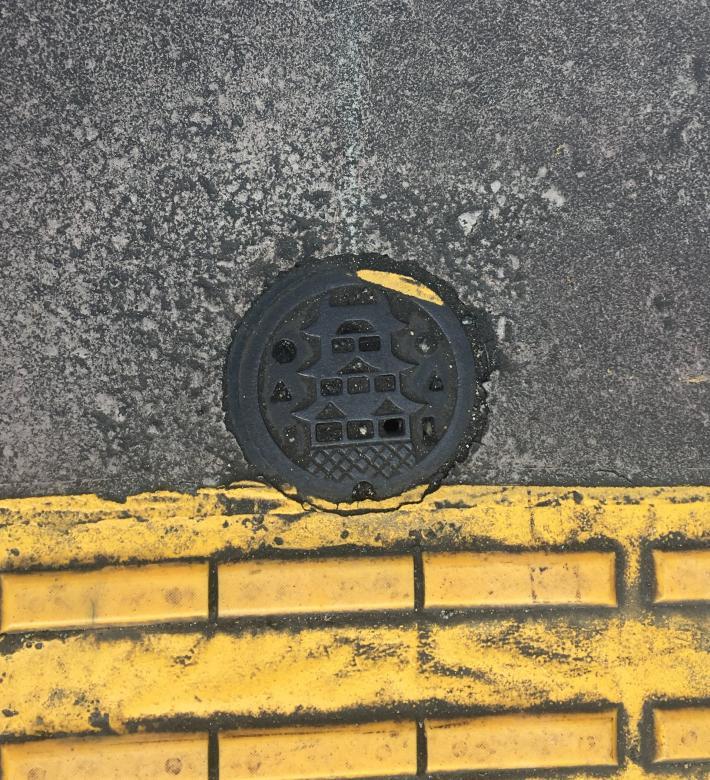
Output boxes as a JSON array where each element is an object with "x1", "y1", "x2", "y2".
[
  {"x1": 219, "y1": 721, "x2": 417, "y2": 779},
  {"x1": 0, "y1": 562, "x2": 208, "y2": 632},
  {"x1": 653, "y1": 549, "x2": 710, "y2": 604},
  {"x1": 426, "y1": 710, "x2": 618, "y2": 771},
  {"x1": 0, "y1": 732, "x2": 208, "y2": 779},
  {"x1": 218, "y1": 556, "x2": 414, "y2": 617},
  {"x1": 423, "y1": 550, "x2": 617, "y2": 608},
  {"x1": 653, "y1": 706, "x2": 710, "y2": 763}
]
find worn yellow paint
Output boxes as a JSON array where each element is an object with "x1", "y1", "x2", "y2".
[
  {"x1": 425, "y1": 613, "x2": 710, "y2": 762},
  {"x1": 0, "y1": 625, "x2": 413, "y2": 738},
  {"x1": 0, "y1": 484, "x2": 706, "y2": 573},
  {"x1": 0, "y1": 562, "x2": 209, "y2": 632},
  {"x1": 423, "y1": 550, "x2": 617, "y2": 608},
  {"x1": 0, "y1": 732, "x2": 208, "y2": 779},
  {"x1": 653, "y1": 706, "x2": 710, "y2": 763},
  {"x1": 426, "y1": 710, "x2": 618, "y2": 771},
  {"x1": 653, "y1": 549, "x2": 710, "y2": 604},
  {"x1": 0, "y1": 616, "x2": 706, "y2": 745},
  {"x1": 356, "y1": 269, "x2": 444, "y2": 305},
  {"x1": 219, "y1": 556, "x2": 413, "y2": 617},
  {"x1": 220, "y1": 722, "x2": 417, "y2": 779}
]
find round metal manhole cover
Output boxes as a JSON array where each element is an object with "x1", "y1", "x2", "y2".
[{"x1": 225, "y1": 255, "x2": 491, "y2": 505}]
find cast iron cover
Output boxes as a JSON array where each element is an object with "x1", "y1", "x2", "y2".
[{"x1": 225, "y1": 255, "x2": 490, "y2": 504}]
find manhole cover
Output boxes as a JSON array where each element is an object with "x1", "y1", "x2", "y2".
[{"x1": 225, "y1": 255, "x2": 491, "y2": 504}]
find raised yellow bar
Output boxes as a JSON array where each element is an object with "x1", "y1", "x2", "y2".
[
  {"x1": 653, "y1": 549, "x2": 710, "y2": 603},
  {"x1": 218, "y1": 556, "x2": 414, "y2": 616},
  {"x1": 0, "y1": 733, "x2": 208, "y2": 779},
  {"x1": 220, "y1": 721, "x2": 417, "y2": 779},
  {"x1": 653, "y1": 707, "x2": 710, "y2": 763},
  {"x1": 423, "y1": 550, "x2": 617, "y2": 608},
  {"x1": 0, "y1": 562, "x2": 209, "y2": 632},
  {"x1": 426, "y1": 710, "x2": 618, "y2": 772}
]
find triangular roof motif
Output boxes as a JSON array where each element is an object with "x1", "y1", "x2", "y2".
[
  {"x1": 270, "y1": 381, "x2": 292, "y2": 402},
  {"x1": 338, "y1": 357, "x2": 380, "y2": 375},
  {"x1": 316, "y1": 402, "x2": 346, "y2": 420},
  {"x1": 373, "y1": 398, "x2": 404, "y2": 416}
]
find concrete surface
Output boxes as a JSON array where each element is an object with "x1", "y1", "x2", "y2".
[{"x1": 1, "y1": 0, "x2": 708, "y2": 498}]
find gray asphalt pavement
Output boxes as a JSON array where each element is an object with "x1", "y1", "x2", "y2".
[{"x1": 1, "y1": 0, "x2": 708, "y2": 498}]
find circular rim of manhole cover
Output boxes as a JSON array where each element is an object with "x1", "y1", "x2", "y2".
[{"x1": 225, "y1": 254, "x2": 493, "y2": 507}]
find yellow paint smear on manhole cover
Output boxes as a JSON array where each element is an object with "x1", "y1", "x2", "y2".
[
  {"x1": 356, "y1": 268, "x2": 444, "y2": 305},
  {"x1": 0, "y1": 483, "x2": 707, "y2": 778}
]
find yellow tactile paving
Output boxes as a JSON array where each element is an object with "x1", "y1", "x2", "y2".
[
  {"x1": 653, "y1": 706, "x2": 710, "y2": 763},
  {"x1": 0, "y1": 562, "x2": 209, "y2": 632},
  {"x1": 218, "y1": 556, "x2": 414, "y2": 616},
  {"x1": 423, "y1": 550, "x2": 617, "y2": 608},
  {"x1": 0, "y1": 482, "x2": 707, "y2": 778},
  {"x1": 0, "y1": 732, "x2": 208, "y2": 779},
  {"x1": 426, "y1": 710, "x2": 618, "y2": 771},
  {"x1": 219, "y1": 721, "x2": 417, "y2": 779},
  {"x1": 653, "y1": 549, "x2": 710, "y2": 604}
]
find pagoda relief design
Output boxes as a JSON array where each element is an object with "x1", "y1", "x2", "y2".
[
  {"x1": 294, "y1": 296, "x2": 422, "y2": 449},
  {"x1": 257, "y1": 281, "x2": 458, "y2": 488},
  {"x1": 289, "y1": 289, "x2": 424, "y2": 481}
]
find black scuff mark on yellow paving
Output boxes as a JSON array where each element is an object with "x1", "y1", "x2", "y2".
[{"x1": 215, "y1": 494, "x2": 284, "y2": 516}]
